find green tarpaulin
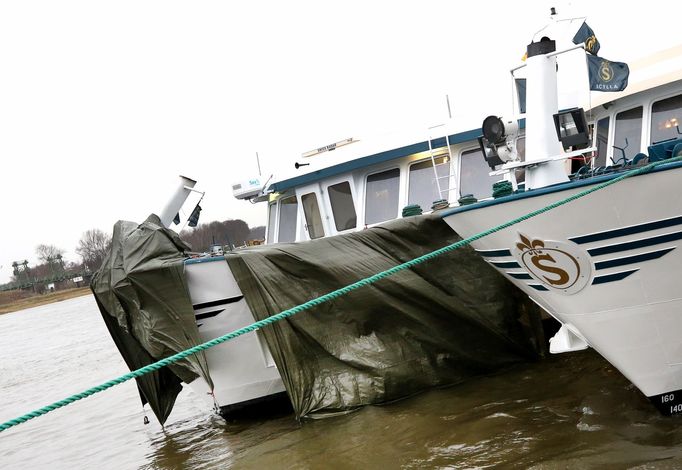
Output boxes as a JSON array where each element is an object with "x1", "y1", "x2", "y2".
[
  {"x1": 93, "y1": 213, "x2": 539, "y2": 423},
  {"x1": 91, "y1": 215, "x2": 213, "y2": 424},
  {"x1": 226, "y1": 214, "x2": 538, "y2": 418}
]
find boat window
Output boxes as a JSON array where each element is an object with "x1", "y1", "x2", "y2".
[
  {"x1": 613, "y1": 107, "x2": 642, "y2": 162},
  {"x1": 651, "y1": 94, "x2": 682, "y2": 144},
  {"x1": 301, "y1": 192, "x2": 325, "y2": 239},
  {"x1": 277, "y1": 196, "x2": 298, "y2": 243},
  {"x1": 266, "y1": 202, "x2": 277, "y2": 244},
  {"x1": 365, "y1": 168, "x2": 400, "y2": 224},
  {"x1": 595, "y1": 117, "x2": 610, "y2": 167},
  {"x1": 459, "y1": 148, "x2": 497, "y2": 199},
  {"x1": 328, "y1": 181, "x2": 357, "y2": 231},
  {"x1": 408, "y1": 156, "x2": 449, "y2": 212}
]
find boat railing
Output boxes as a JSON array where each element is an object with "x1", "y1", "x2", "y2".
[{"x1": 489, "y1": 146, "x2": 596, "y2": 177}]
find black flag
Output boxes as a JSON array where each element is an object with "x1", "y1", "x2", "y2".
[
  {"x1": 587, "y1": 55, "x2": 629, "y2": 92},
  {"x1": 172, "y1": 213, "x2": 180, "y2": 225},
  {"x1": 188, "y1": 204, "x2": 202, "y2": 227},
  {"x1": 573, "y1": 21, "x2": 600, "y2": 55}
]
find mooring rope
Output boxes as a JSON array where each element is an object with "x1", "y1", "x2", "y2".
[{"x1": 1, "y1": 156, "x2": 680, "y2": 433}]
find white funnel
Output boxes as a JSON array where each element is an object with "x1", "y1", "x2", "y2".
[
  {"x1": 524, "y1": 38, "x2": 570, "y2": 189},
  {"x1": 159, "y1": 175, "x2": 197, "y2": 228}
]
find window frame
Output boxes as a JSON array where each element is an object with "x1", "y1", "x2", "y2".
[
  {"x1": 458, "y1": 146, "x2": 498, "y2": 200},
  {"x1": 364, "y1": 167, "x2": 401, "y2": 225},
  {"x1": 594, "y1": 116, "x2": 610, "y2": 168},
  {"x1": 650, "y1": 92, "x2": 682, "y2": 145},
  {"x1": 266, "y1": 202, "x2": 277, "y2": 244},
  {"x1": 407, "y1": 155, "x2": 451, "y2": 213},
  {"x1": 613, "y1": 105, "x2": 644, "y2": 163},
  {"x1": 276, "y1": 194, "x2": 299, "y2": 243},
  {"x1": 325, "y1": 179, "x2": 358, "y2": 233},
  {"x1": 300, "y1": 191, "x2": 325, "y2": 240}
]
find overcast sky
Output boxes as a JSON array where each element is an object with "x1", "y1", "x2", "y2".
[{"x1": 1, "y1": 0, "x2": 680, "y2": 283}]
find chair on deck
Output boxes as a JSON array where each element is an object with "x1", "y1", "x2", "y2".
[{"x1": 648, "y1": 138, "x2": 682, "y2": 162}]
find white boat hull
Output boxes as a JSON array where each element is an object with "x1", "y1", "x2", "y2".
[
  {"x1": 443, "y1": 162, "x2": 682, "y2": 415},
  {"x1": 182, "y1": 258, "x2": 286, "y2": 413}
]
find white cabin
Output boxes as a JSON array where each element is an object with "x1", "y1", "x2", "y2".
[{"x1": 255, "y1": 53, "x2": 682, "y2": 245}]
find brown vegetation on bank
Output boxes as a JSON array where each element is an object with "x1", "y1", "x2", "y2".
[{"x1": 0, "y1": 287, "x2": 92, "y2": 315}]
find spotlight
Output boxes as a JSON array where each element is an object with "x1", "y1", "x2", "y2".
[
  {"x1": 553, "y1": 108, "x2": 589, "y2": 150},
  {"x1": 478, "y1": 116, "x2": 520, "y2": 169}
]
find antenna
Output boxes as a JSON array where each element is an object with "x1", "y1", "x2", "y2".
[
  {"x1": 255, "y1": 152, "x2": 262, "y2": 176},
  {"x1": 446, "y1": 94, "x2": 452, "y2": 119}
]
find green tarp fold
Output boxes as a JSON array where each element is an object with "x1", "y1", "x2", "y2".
[
  {"x1": 225, "y1": 214, "x2": 538, "y2": 419},
  {"x1": 91, "y1": 214, "x2": 213, "y2": 424}
]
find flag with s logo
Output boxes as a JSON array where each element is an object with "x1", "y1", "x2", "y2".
[
  {"x1": 586, "y1": 55, "x2": 629, "y2": 92},
  {"x1": 573, "y1": 21, "x2": 600, "y2": 55}
]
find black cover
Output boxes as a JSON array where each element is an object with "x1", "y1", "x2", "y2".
[
  {"x1": 91, "y1": 215, "x2": 213, "y2": 424},
  {"x1": 226, "y1": 214, "x2": 537, "y2": 419}
]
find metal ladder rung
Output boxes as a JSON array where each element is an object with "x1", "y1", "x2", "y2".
[{"x1": 427, "y1": 124, "x2": 456, "y2": 202}]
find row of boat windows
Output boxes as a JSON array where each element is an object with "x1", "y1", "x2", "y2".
[
  {"x1": 269, "y1": 93, "x2": 682, "y2": 243},
  {"x1": 595, "y1": 93, "x2": 682, "y2": 165},
  {"x1": 267, "y1": 150, "x2": 496, "y2": 243}
]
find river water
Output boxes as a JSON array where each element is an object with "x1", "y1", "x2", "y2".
[{"x1": 2, "y1": 295, "x2": 682, "y2": 469}]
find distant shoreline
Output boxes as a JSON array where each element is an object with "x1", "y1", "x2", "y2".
[{"x1": 0, "y1": 287, "x2": 92, "y2": 315}]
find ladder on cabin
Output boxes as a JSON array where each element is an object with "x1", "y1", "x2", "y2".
[{"x1": 427, "y1": 124, "x2": 457, "y2": 206}]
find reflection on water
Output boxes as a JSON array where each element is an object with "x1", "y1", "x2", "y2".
[{"x1": 2, "y1": 295, "x2": 682, "y2": 469}]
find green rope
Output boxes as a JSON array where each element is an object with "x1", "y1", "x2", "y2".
[
  {"x1": 2, "y1": 156, "x2": 680, "y2": 434},
  {"x1": 458, "y1": 194, "x2": 478, "y2": 205},
  {"x1": 402, "y1": 204, "x2": 423, "y2": 217},
  {"x1": 430, "y1": 199, "x2": 450, "y2": 211},
  {"x1": 492, "y1": 180, "x2": 513, "y2": 198}
]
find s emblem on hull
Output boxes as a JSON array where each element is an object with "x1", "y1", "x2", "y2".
[{"x1": 514, "y1": 234, "x2": 592, "y2": 295}]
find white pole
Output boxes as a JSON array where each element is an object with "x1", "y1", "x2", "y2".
[
  {"x1": 159, "y1": 175, "x2": 197, "y2": 228},
  {"x1": 524, "y1": 40, "x2": 569, "y2": 189},
  {"x1": 427, "y1": 124, "x2": 444, "y2": 197}
]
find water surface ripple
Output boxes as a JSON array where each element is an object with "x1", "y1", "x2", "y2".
[{"x1": 1, "y1": 295, "x2": 681, "y2": 469}]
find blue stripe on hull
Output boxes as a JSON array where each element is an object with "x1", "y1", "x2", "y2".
[
  {"x1": 592, "y1": 269, "x2": 638, "y2": 285},
  {"x1": 570, "y1": 215, "x2": 682, "y2": 244},
  {"x1": 476, "y1": 249, "x2": 512, "y2": 257},
  {"x1": 529, "y1": 284, "x2": 549, "y2": 291},
  {"x1": 488, "y1": 260, "x2": 521, "y2": 269},
  {"x1": 588, "y1": 231, "x2": 682, "y2": 256},
  {"x1": 507, "y1": 272, "x2": 533, "y2": 280},
  {"x1": 594, "y1": 247, "x2": 676, "y2": 270}
]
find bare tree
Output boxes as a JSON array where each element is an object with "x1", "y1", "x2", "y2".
[
  {"x1": 36, "y1": 244, "x2": 64, "y2": 263},
  {"x1": 76, "y1": 229, "x2": 112, "y2": 271},
  {"x1": 180, "y1": 219, "x2": 252, "y2": 252}
]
